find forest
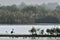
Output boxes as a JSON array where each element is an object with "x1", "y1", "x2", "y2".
[{"x1": 0, "y1": 3, "x2": 60, "y2": 24}]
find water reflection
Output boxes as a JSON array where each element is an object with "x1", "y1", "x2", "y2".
[{"x1": 0, "y1": 37, "x2": 60, "y2": 40}]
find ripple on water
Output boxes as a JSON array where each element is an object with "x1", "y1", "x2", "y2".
[{"x1": 0, "y1": 37, "x2": 60, "y2": 40}]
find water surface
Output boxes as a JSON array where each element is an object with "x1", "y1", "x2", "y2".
[{"x1": 0, "y1": 24, "x2": 60, "y2": 40}]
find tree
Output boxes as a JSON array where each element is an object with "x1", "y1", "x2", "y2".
[
  {"x1": 29, "y1": 27, "x2": 37, "y2": 35},
  {"x1": 46, "y1": 28, "x2": 60, "y2": 35},
  {"x1": 46, "y1": 29, "x2": 51, "y2": 35},
  {"x1": 55, "y1": 5, "x2": 60, "y2": 13},
  {"x1": 21, "y1": 6, "x2": 37, "y2": 13},
  {"x1": 55, "y1": 28, "x2": 60, "y2": 35},
  {"x1": 41, "y1": 29, "x2": 44, "y2": 35}
]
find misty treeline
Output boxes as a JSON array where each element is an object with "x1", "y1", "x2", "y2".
[{"x1": 0, "y1": 3, "x2": 60, "y2": 24}]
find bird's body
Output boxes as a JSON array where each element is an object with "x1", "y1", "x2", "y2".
[
  {"x1": 11, "y1": 28, "x2": 14, "y2": 34},
  {"x1": 11, "y1": 31, "x2": 13, "y2": 34}
]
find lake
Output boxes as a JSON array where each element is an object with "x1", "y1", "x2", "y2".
[
  {"x1": 0, "y1": 24, "x2": 60, "y2": 40},
  {"x1": 0, "y1": 37, "x2": 60, "y2": 40},
  {"x1": 0, "y1": 24, "x2": 59, "y2": 34}
]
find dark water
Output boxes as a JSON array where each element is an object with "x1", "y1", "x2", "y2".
[{"x1": 0, "y1": 37, "x2": 60, "y2": 40}]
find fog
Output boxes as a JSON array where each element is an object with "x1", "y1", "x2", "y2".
[
  {"x1": 0, "y1": 25, "x2": 59, "y2": 34},
  {"x1": 0, "y1": 0, "x2": 60, "y2": 5}
]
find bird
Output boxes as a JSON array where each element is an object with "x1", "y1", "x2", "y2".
[{"x1": 11, "y1": 28, "x2": 14, "y2": 34}]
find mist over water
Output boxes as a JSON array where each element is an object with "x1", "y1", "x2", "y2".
[
  {"x1": 0, "y1": 24, "x2": 59, "y2": 34},
  {"x1": 0, "y1": 25, "x2": 60, "y2": 40}
]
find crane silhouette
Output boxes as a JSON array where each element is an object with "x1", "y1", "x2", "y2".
[{"x1": 11, "y1": 28, "x2": 14, "y2": 34}]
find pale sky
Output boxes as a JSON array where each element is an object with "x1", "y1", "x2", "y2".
[{"x1": 0, "y1": 0, "x2": 60, "y2": 5}]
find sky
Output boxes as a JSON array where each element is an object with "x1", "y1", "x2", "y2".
[{"x1": 0, "y1": 0, "x2": 60, "y2": 6}]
